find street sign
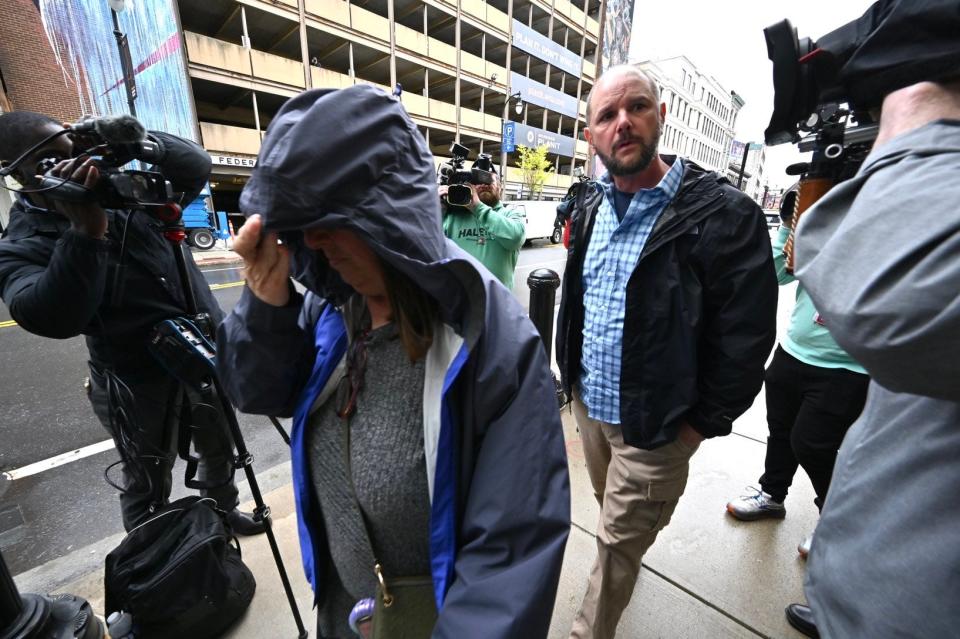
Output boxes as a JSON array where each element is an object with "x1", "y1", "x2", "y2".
[{"x1": 502, "y1": 121, "x2": 516, "y2": 152}]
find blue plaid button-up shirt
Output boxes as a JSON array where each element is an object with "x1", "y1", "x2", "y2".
[{"x1": 580, "y1": 158, "x2": 684, "y2": 424}]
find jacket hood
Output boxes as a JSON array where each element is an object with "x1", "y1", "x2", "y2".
[{"x1": 240, "y1": 85, "x2": 482, "y2": 322}]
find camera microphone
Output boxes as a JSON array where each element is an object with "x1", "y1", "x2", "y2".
[
  {"x1": 71, "y1": 114, "x2": 147, "y2": 144},
  {"x1": 71, "y1": 114, "x2": 163, "y2": 165}
]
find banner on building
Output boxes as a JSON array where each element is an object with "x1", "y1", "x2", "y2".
[
  {"x1": 729, "y1": 140, "x2": 747, "y2": 163},
  {"x1": 511, "y1": 21, "x2": 581, "y2": 77},
  {"x1": 510, "y1": 72, "x2": 579, "y2": 120},
  {"x1": 729, "y1": 140, "x2": 763, "y2": 163},
  {"x1": 508, "y1": 121, "x2": 576, "y2": 158},
  {"x1": 602, "y1": 0, "x2": 636, "y2": 69},
  {"x1": 39, "y1": 0, "x2": 197, "y2": 142}
]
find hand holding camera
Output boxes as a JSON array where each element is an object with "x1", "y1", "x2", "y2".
[
  {"x1": 438, "y1": 183, "x2": 481, "y2": 213},
  {"x1": 45, "y1": 155, "x2": 108, "y2": 239},
  {"x1": 437, "y1": 143, "x2": 495, "y2": 210}
]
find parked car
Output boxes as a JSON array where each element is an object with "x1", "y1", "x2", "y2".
[{"x1": 508, "y1": 199, "x2": 563, "y2": 244}]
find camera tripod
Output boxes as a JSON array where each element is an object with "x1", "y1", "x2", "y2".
[{"x1": 145, "y1": 203, "x2": 308, "y2": 638}]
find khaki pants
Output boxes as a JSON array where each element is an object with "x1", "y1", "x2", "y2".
[{"x1": 569, "y1": 391, "x2": 698, "y2": 639}]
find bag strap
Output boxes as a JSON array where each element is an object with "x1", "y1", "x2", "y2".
[
  {"x1": 341, "y1": 414, "x2": 382, "y2": 575},
  {"x1": 177, "y1": 389, "x2": 236, "y2": 491}
]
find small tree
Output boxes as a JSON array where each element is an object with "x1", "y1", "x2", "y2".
[{"x1": 515, "y1": 144, "x2": 554, "y2": 200}]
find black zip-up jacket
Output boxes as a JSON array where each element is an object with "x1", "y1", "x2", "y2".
[
  {"x1": 556, "y1": 157, "x2": 777, "y2": 449},
  {"x1": 0, "y1": 132, "x2": 221, "y2": 374}
]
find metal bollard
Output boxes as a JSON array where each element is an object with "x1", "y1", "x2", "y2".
[
  {"x1": 527, "y1": 268, "x2": 561, "y2": 361},
  {"x1": 527, "y1": 269, "x2": 567, "y2": 408}
]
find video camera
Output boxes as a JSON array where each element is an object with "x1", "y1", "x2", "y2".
[
  {"x1": 1, "y1": 114, "x2": 175, "y2": 209},
  {"x1": 437, "y1": 143, "x2": 495, "y2": 207},
  {"x1": 764, "y1": 0, "x2": 960, "y2": 147},
  {"x1": 763, "y1": 0, "x2": 960, "y2": 273}
]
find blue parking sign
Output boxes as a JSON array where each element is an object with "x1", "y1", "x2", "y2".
[{"x1": 502, "y1": 121, "x2": 516, "y2": 153}]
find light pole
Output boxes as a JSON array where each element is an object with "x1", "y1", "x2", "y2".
[
  {"x1": 735, "y1": 142, "x2": 752, "y2": 190},
  {"x1": 108, "y1": 0, "x2": 137, "y2": 116},
  {"x1": 499, "y1": 91, "x2": 523, "y2": 189}
]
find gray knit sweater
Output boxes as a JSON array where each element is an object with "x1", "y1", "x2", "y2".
[{"x1": 307, "y1": 321, "x2": 431, "y2": 638}]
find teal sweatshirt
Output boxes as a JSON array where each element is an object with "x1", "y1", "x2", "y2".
[
  {"x1": 442, "y1": 201, "x2": 526, "y2": 289},
  {"x1": 773, "y1": 225, "x2": 866, "y2": 374}
]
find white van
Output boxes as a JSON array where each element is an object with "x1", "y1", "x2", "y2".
[{"x1": 508, "y1": 199, "x2": 563, "y2": 244}]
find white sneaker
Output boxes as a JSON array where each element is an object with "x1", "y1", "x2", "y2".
[
  {"x1": 726, "y1": 486, "x2": 786, "y2": 521},
  {"x1": 798, "y1": 533, "x2": 814, "y2": 559}
]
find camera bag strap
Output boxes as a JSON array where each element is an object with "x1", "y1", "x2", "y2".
[{"x1": 175, "y1": 390, "x2": 236, "y2": 490}]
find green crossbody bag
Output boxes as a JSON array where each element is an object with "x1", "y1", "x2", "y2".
[{"x1": 371, "y1": 563, "x2": 437, "y2": 639}]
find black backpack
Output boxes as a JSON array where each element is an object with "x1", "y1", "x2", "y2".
[{"x1": 104, "y1": 496, "x2": 256, "y2": 638}]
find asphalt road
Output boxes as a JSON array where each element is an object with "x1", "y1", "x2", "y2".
[{"x1": 0, "y1": 243, "x2": 565, "y2": 576}]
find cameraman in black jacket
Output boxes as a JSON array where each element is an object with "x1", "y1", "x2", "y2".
[{"x1": 0, "y1": 111, "x2": 263, "y2": 535}]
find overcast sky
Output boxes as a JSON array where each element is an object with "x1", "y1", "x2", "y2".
[{"x1": 628, "y1": 0, "x2": 875, "y2": 189}]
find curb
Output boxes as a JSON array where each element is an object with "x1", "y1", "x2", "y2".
[
  {"x1": 191, "y1": 250, "x2": 244, "y2": 267},
  {"x1": 195, "y1": 256, "x2": 244, "y2": 267}
]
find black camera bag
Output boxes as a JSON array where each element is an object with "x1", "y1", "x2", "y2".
[{"x1": 104, "y1": 496, "x2": 256, "y2": 638}]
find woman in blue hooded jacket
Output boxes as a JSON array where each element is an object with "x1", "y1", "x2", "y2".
[{"x1": 215, "y1": 85, "x2": 570, "y2": 638}]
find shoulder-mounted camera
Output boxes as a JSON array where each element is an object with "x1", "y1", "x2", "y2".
[
  {"x1": 437, "y1": 143, "x2": 496, "y2": 207},
  {"x1": 763, "y1": 0, "x2": 960, "y2": 273},
  {"x1": 1, "y1": 114, "x2": 175, "y2": 209}
]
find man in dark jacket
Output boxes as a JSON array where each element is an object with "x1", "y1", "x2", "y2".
[
  {"x1": 0, "y1": 111, "x2": 262, "y2": 535},
  {"x1": 556, "y1": 65, "x2": 777, "y2": 639}
]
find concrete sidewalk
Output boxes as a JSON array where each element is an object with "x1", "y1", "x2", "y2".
[{"x1": 22, "y1": 394, "x2": 814, "y2": 639}]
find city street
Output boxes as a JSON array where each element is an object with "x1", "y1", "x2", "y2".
[{"x1": 0, "y1": 242, "x2": 567, "y2": 577}]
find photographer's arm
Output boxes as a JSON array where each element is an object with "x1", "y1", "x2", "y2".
[
  {"x1": 146, "y1": 131, "x2": 213, "y2": 205},
  {"x1": 471, "y1": 201, "x2": 526, "y2": 250},
  {"x1": 770, "y1": 224, "x2": 795, "y2": 285},
  {"x1": 795, "y1": 82, "x2": 960, "y2": 400},
  {"x1": 0, "y1": 159, "x2": 111, "y2": 339},
  {"x1": 0, "y1": 232, "x2": 108, "y2": 338}
]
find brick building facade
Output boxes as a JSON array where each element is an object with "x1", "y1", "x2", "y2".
[{"x1": 0, "y1": 0, "x2": 82, "y2": 121}]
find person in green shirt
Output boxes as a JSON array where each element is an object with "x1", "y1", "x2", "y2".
[
  {"x1": 439, "y1": 171, "x2": 525, "y2": 289},
  {"x1": 726, "y1": 188, "x2": 869, "y2": 559}
]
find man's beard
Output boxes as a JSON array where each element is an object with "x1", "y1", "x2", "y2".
[
  {"x1": 596, "y1": 120, "x2": 662, "y2": 177},
  {"x1": 478, "y1": 189, "x2": 500, "y2": 207}
]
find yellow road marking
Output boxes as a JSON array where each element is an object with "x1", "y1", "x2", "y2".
[
  {"x1": 0, "y1": 281, "x2": 245, "y2": 330},
  {"x1": 210, "y1": 281, "x2": 245, "y2": 290}
]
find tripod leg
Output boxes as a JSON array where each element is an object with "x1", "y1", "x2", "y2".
[
  {"x1": 213, "y1": 380, "x2": 309, "y2": 638},
  {"x1": 269, "y1": 416, "x2": 292, "y2": 446}
]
